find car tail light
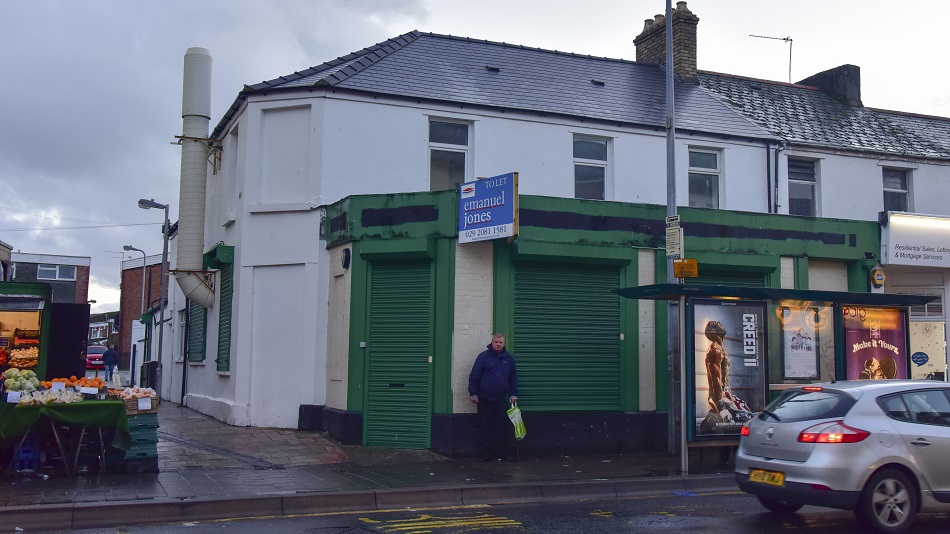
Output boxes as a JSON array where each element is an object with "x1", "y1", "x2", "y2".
[
  {"x1": 798, "y1": 421, "x2": 869, "y2": 443},
  {"x1": 740, "y1": 423, "x2": 751, "y2": 437},
  {"x1": 802, "y1": 386, "x2": 823, "y2": 391}
]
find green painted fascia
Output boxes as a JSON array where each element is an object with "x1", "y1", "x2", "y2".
[
  {"x1": 518, "y1": 195, "x2": 668, "y2": 248},
  {"x1": 432, "y1": 238, "x2": 455, "y2": 414},
  {"x1": 325, "y1": 197, "x2": 352, "y2": 245},
  {"x1": 328, "y1": 192, "x2": 881, "y2": 265},
  {"x1": 346, "y1": 241, "x2": 369, "y2": 412},
  {"x1": 512, "y1": 239, "x2": 636, "y2": 265},
  {"x1": 689, "y1": 251, "x2": 781, "y2": 275},
  {"x1": 679, "y1": 207, "x2": 880, "y2": 260},
  {"x1": 325, "y1": 191, "x2": 458, "y2": 247},
  {"x1": 359, "y1": 238, "x2": 435, "y2": 260}
]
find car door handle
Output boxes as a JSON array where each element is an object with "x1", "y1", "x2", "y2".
[{"x1": 910, "y1": 438, "x2": 931, "y2": 446}]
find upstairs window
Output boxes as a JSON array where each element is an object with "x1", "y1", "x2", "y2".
[
  {"x1": 688, "y1": 149, "x2": 720, "y2": 209},
  {"x1": 573, "y1": 136, "x2": 608, "y2": 200},
  {"x1": 429, "y1": 119, "x2": 469, "y2": 192},
  {"x1": 37, "y1": 264, "x2": 76, "y2": 281},
  {"x1": 788, "y1": 158, "x2": 817, "y2": 216},
  {"x1": 883, "y1": 168, "x2": 909, "y2": 212}
]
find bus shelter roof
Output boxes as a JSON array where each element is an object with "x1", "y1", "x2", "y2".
[{"x1": 613, "y1": 284, "x2": 937, "y2": 306}]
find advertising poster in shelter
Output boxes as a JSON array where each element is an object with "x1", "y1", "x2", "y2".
[
  {"x1": 781, "y1": 306, "x2": 820, "y2": 379},
  {"x1": 843, "y1": 306, "x2": 908, "y2": 380},
  {"x1": 691, "y1": 299, "x2": 767, "y2": 439}
]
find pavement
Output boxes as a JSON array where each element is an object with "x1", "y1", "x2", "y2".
[{"x1": 0, "y1": 400, "x2": 737, "y2": 532}]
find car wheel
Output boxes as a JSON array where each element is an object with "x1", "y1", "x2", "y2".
[
  {"x1": 756, "y1": 496, "x2": 803, "y2": 514},
  {"x1": 854, "y1": 468, "x2": 917, "y2": 534}
]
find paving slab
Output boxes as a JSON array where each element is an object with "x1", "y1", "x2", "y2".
[{"x1": 0, "y1": 401, "x2": 736, "y2": 531}]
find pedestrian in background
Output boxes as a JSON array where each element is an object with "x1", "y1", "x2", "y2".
[
  {"x1": 469, "y1": 333, "x2": 519, "y2": 461},
  {"x1": 103, "y1": 344, "x2": 118, "y2": 382}
]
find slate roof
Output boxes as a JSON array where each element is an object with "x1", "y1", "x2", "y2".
[
  {"x1": 214, "y1": 30, "x2": 950, "y2": 161},
  {"x1": 698, "y1": 72, "x2": 950, "y2": 160},
  {"x1": 213, "y1": 31, "x2": 774, "y2": 141}
]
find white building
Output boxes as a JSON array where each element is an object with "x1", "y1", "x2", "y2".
[{"x1": 150, "y1": 3, "x2": 950, "y2": 452}]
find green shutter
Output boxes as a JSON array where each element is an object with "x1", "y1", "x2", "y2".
[
  {"x1": 513, "y1": 263, "x2": 621, "y2": 411},
  {"x1": 216, "y1": 265, "x2": 233, "y2": 372},
  {"x1": 187, "y1": 300, "x2": 206, "y2": 362},
  {"x1": 364, "y1": 261, "x2": 432, "y2": 448}
]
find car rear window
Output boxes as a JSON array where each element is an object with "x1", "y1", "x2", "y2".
[
  {"x1": 758, "y1": 390, "x2": 856, "y2": 423},
  {"x1": 87, "y1": 347, "x2": 107, "y2": 354}
]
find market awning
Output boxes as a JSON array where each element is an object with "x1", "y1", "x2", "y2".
[{"x1": 613, "y1": 284, "x2": 937, "y2": 306}]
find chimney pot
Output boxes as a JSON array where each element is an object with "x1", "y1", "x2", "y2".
[
  {"x1": 676, "y1": 1, "x2": 689, "y2": 11},
  {"x1": 643, "y1": 18, "x2": 654, "y2": 31},
  {"x1": 654, "y1": 14, "x2": 664, "y2": 23}
]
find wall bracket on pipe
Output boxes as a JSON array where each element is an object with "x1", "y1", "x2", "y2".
[{"x1": 173, "y1": 135, "x2": 222, "y2": 175}]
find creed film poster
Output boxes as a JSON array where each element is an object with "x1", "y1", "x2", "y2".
[
  {"x1": 843, "y1": 306, "x2": 908, "y2": 380},
  {"x1": 692, "y1": 299, "x2": 768, "y2": 439}
]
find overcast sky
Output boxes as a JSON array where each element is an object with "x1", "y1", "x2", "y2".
[{"x1": 2, "y1": 0, "x2": 947, "y2": 313}]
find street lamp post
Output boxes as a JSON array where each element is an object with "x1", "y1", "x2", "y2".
[
  {"x1": 123, "y1": 245, "x2": 147, "y2": 315},
  {"x1": 138, "y1": 199, "x2": 170, "y2": 378}
]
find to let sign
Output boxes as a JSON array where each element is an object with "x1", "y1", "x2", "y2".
[{"x1": 458, "y1": 172, "x2": 519, "y2": 244}]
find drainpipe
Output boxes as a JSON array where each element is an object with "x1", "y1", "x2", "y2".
[
  {"x1": 175, "y1": 47, "x2": 215, "y2": 308},
  {"x1": 765, "y1": 142, "x2": 773, "y2": 213},
  {"x1": 774, "y1": 142, "x2": 787, "y2": 213}
]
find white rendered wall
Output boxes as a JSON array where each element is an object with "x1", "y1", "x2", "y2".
[
  {"x1": 637, "y1": 249, "x2": 657, "y2": 411},
  {"x1": 808, "y1": 260, "x2": 849, "y2": 291},
  {"x1": 186, "y1": 88, "x2": 950, "y2": 429},
  {"x1": 452, "y1": 240, "x2": 494, "y2": 414},
  {"x1": 325, "y1": 245, "x2": 352, "y2": 410}
]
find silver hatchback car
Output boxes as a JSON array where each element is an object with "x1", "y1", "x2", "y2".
[{"x1": 736, "y1": 380, "x2": 950, "y2": 533}]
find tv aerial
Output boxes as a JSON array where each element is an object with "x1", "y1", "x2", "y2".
[{"x1": 750, "y1": 34, "x2": 793, "y2": 83}]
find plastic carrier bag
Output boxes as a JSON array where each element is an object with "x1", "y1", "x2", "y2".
[{"x1": 507, "y1": 402, "x2": 526, "y2": 440}]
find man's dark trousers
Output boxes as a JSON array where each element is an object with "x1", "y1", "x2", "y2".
[{"x1": 477, "y1": 397, "x2": 510, "y2": 459}]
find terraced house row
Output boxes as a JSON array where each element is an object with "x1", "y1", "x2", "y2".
[{"x1": 140, "y1": 3, "x2": 950, "y2": 455}]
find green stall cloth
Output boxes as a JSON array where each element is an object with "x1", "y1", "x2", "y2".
[{"x1": 0, "y1": 400, "x2": 131, "y2": 451}]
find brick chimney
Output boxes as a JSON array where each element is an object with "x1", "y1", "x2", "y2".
[
  {"x1": 634, "y1": 1, "x2": 699, "y2": 83},
  {"x1": 797, "y1": 64, "x2": 862, "y2": 106}
]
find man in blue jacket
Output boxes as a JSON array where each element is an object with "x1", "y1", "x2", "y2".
[{"x1": 469, "y1": 333, "x2": 519, "y2": 461}]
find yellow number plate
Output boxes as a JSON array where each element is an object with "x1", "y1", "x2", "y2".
[{"x1": 749, "y1": 469, "x2": 785, "y2": 486}]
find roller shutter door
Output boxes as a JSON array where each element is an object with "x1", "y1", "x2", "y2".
[
  {"x1": 513, "y1": 263, "x2": 621, "y2": 411},
  {"x1": 364, "y1": 261, "x2": 433, "y2": 448}
]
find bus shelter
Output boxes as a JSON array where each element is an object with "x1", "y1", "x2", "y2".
[{"x1": 614, "y1": 283, "x2": 938, "y2": 474}]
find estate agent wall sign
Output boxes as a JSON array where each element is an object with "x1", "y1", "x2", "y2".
[
  {"x1": 458, "y1": 172, "x2": 519, "y2": 244},
  {"x1": 881, "y1": 212, "x2": 950, "y2": 268}
]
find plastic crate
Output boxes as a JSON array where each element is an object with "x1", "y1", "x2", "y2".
[
  {"x1": 127, "y1": 412, "x2": 160, "y2": 429},
  {"x1": 14, "y1": 441, "x2": 39, "y2": 473}
]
